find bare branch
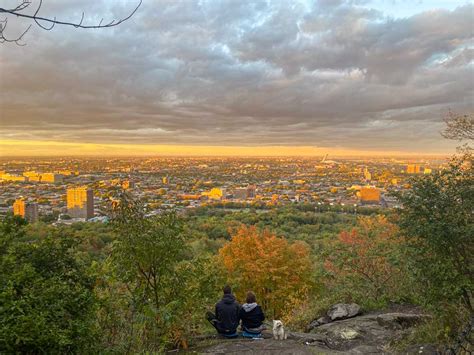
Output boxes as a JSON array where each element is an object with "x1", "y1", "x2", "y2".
[
  {"x1": 0, "y1": 16, "x2": 31, "y2": 46},
  {"x1": 0, "y1": 0, "x2": 142, "y2": 45},
  {"x1": 442, "y1": 111, "x2": 474, "y2": 141},
  {"x1": 0, "y1": 0, "x2": 142, "y2": 29}
]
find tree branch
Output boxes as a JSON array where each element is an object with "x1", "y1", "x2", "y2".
[{"x1": 0, "y1": 0, "x2": 142, "y2": 45}]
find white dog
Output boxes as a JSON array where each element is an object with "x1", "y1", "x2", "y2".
[{"x1": 272, "y1": 320, "x2": 287, "y2": 340}]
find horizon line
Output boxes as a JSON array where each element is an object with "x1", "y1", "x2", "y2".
[{"x1": 0, "y1": 139, "x2": 456, "y2": 158}]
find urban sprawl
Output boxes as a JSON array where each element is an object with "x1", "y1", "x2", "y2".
[{"x1": 1, "y1": 156, "x2": 441, "y2": 224}]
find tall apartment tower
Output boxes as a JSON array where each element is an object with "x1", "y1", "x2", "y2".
[
  {"x1": 67, "y1": 187, "x2": 94, "y2": 219},
  {"x1": 13, "y1": 198, "x2": 39, "y2": 223}
]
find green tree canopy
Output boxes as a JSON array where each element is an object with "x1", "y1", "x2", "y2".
[
  {"x1": 0, "y1": 216, "x2": 98, "y2": 353},
  {"x1": 395, "y1": 155, "x2": 473, "y2": 311}
]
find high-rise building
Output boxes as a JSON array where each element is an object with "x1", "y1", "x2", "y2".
[
  {"x1": 406, "y1": 164, "x2": 422, "y2": 174},
  {"x1": 363, "y1": 167, "x2": 372, "y2": 181},
  {"x1": 13, "y1": 198, "x2": 39, "y2": 223},
  {"x1": 40, "y1": 173, "x2": 63, "y2": 183},
  {"x1": 122, "y1": 180, "x2": 135, "y2": 189},
  {"x1": 360, "y1": 186, "x2": 381, "y2": 203},
  {"x1": 67, "y1": 187, "x2": 94, "y2": 219}
]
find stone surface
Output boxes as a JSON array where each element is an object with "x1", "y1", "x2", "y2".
[
  {"x1": 376, "y1": 313, "x2": 431, "y2": 330},
  {"x1": 192, "y1": 338, "x2": 341, "y2": 354},
  {"x1": 327, "y1": 303, "x2": 361, "y2": 321},
  {"x1": 307, "y1": 303, "x2": 361, "y2": 331},
  {"x1": 192, "y1": 307, "x2": 433, "y2": 354}
]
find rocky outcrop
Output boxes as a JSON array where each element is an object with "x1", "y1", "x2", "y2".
[
  {"x1": 308, "y1": 303, "x2": 362, "y2": 331},
  {"x1": 308, "y1": 310, "x2": 431, "y2": 353},
  {"x1": 190, "y1": 304, "x2": 432, "y2": 354}
]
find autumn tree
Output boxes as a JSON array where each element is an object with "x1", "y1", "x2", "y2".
[
  {"x1": 323, "y1": 215, "x2": 407, "y2": 304},
  {"x1": 218, "y1": 225, "x2": 312, "y2": 319}
]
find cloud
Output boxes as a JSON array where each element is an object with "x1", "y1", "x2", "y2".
[{"x1": 0, "y1": 0, "x2": 472, "y2": 153}]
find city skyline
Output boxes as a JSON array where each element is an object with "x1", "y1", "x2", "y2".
[{"x1": 1, "y1": 0, "x2": 473, "y2": 156}]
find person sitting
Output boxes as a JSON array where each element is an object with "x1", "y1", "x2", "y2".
[
  {"x1": 206, "y1": 285, "x2": 240, "y2": 338},
  {"x1": 239, "y1": 291, "x2": 265, "y2": 337}
]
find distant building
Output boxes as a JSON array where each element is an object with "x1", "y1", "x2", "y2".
[
  {"x1": 233, "y1": 184, "x2": 257, "y2": 200},
  {"x1": 406, "y1": 164, "x2": 422, "y2": 174},
  {"x1": 13, "y1": 198, "x2": 39, "y2": 222},
  {"x1": 234, "y1": 188, "x2": 247, "y2": 200},
  {"x1": 202, "y1": 187, "x2": 224, "y2": 200},
  {"x1": 359, "y1": 186, "x2": 381, "y2": 204},
  {"x1": 122, "y1": 180, "x2": 135, "y2": 189},
  {"x1": 40, "y1": 173, "x2": 63, "y2": 183},
  {"x1": 1, "y1": 173, "x2": 27, "y2": 182},
  {"x1": 67, "y1": 187, "x2": 94, "y2": 219},
  {"x1": 364, "y1": 167, "x2": 372, "y2": 181},
  {"x1": 22, "y1": 171, "x2": 63, "y2": 183},
  {"x1": 23, "y1": 171, "x2": 41, "y2": 181},
  {"x1": 57, "y1": 170, "x2": 79, "y2": 176},
  {"x1": 247, "y1": 184, "x2": 256, "y2": 198}
]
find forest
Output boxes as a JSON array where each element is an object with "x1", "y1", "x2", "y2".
[{"x1": 1, "y1": 150, "x2": 472, "y2": 353}]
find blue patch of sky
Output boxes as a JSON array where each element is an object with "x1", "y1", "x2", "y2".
[{"x1": 368, "y1": 0, "x2": 471, "y2": 18}]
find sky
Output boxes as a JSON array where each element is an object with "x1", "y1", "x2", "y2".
[{"x1": 0, "y1": 0, "x2": 473, "y2": 156}]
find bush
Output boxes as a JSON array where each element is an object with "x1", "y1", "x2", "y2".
[{"x1": 0, "y1": 216, "x2": 98, "y2": 353}]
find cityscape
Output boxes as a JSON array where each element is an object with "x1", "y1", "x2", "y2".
[
  {"x1": 0, "y1": 0, "x2": 472, "y2": 353},
  {"x1": 2, "y1": 155, "x2": 442, "y2": 224}
]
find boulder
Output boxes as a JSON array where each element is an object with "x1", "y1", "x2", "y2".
[
  {"x1": 307, "y1": 303, "x2": 361, "y2": 331},
  {"x1": 327, "y1": 303, "x2": 361, "y2": 321}
]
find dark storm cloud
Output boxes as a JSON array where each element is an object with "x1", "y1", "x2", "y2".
[{"x1": 0, "y1": 0, "x2": 472, "y2": 152}]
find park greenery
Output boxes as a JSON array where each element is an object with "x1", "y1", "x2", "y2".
[{"x1": 0, "y1": 119, "x2": 472, "y2": 352}]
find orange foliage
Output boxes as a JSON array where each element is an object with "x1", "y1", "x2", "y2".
[
  {"x1": 218, "y1": 225, "x2": 312, "y2": 318},
  {"x1": 324, "y1": 215, "x2": 403, "y2": 300}
]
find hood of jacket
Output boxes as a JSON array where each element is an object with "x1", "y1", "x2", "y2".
[
  {"x1": 222, "y1": 293, "x2": 237, "y2": 305},
  {"x1": 242, "y1": 302, "x2": 258, "y2": 312}
]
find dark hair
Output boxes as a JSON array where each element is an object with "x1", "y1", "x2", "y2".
[
  {"x1": 223, "y1": 285, "x2": 232, "y2": 294},
  {"x1": 246, "y1": 291, "x2": 256, "y2": 304}
]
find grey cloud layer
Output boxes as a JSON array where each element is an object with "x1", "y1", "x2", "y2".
[{"x1": 0, "y1": 0, "x2": 473, "y2": 152}]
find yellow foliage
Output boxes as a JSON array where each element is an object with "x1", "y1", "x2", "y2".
[{"x1": 218, "y1": 225, "x2": 312, "y2": 318}]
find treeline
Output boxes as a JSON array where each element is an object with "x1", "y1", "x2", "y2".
[{"x1": 0, "y1": 154, "x2": 472, "y2": 353}]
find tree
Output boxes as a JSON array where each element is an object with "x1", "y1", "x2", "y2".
[
  {"x1": 218, "y1": 225, "x2": 313, "y2": 319},
  {"x1": 442, "y1": 111, "x2": 474, "y2": 141},
  {"x1": 0, "y1": 0, "x2": 141, "y2": 45},
  {"x1": 323, "y1": 215, "x2": 406, "y2": 304},
  {"x1": 106, "y1": 192, "x2": 217, "y2": 350},
  {"x1": 0, "y1": 216, "x2": 98, "y2": 353},
  {"x1": 395, "y1": 156, "x2": 474, "y2": 311}
]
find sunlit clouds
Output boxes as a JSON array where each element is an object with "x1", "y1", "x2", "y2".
[{"x1": 0, "y1": 0, "x2": 472, "y2": 155}]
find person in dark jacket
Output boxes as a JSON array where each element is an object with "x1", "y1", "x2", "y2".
[
  {"x1": 239, "y1": 291, "x2": 265, "y2": 332},
  {"x1": 206, "y1": 285, "x2": 240, "y2": 336}
]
